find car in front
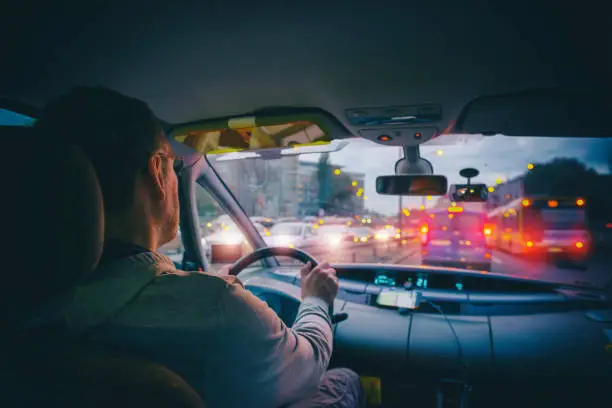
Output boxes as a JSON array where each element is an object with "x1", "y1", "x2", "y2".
[
  {"x1": 350, "y1": 226, "x2": 374, "y2": 244},
  {"x1": 421, "y1": 206, "x2": 492, "y2": 271},
  {"x1": 250, "y1": 216, "x2": 275, "y2": 229},
  {"x1": 317, "y1": 224, "x2": 353, "y2": 247},
  {"x1": 373, "y1": 224, "x2": 401, "y2": 242},
  {"x1": 263, "y1": 222, "x2": 318, "y2": 250}
]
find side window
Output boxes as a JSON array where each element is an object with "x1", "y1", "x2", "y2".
[
  {"x1": 0, "y1": 108, "x2": 36, "y2": 126},
  {"x1": 158, "y1": 182, "x2": 236, "y2": 272}
]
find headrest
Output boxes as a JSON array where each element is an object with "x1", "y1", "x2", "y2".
[{"x1": 2, "y1": 126, "x2": 104, "y2": 327}]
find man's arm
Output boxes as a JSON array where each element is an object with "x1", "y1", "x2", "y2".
[
  {"x1": 219, "y1": 282, "x2": 333, "y2": 407},
  {"x1": 215, "y1": 263, "x2": 338, "y2": 408}
]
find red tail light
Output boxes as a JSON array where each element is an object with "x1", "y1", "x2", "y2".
[
  {"x1": 420, "y1": 225, "x2": 429, "y2": 245},
  {"x1": 484, "y1": 227, "x2": 492, "y2": 236},
  {"x1": 575, "y1": 241, "x2": 584, "y2": 249}
]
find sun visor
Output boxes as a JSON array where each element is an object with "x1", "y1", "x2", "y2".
[
  {"x1": 452, "y1": 89, "x2": 612, "y2": 138},
  {"x1": 167, "y1": 107, "x2": 353, "y2": 160}
]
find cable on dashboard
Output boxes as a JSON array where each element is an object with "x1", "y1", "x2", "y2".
[{"x1": 420, "y1": 297, "x2": 472, "y2": 408}]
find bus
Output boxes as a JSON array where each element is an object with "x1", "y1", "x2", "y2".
[{"x1": 487, "y1": 196, "x2": 590, "y2": 261}]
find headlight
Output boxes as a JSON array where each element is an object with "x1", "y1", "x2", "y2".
[
  {"x1": 326, "y1": 235, "x2": 342, "y2": 246},
  {"x1": 375, "y1": 231, "x2": 389, "y2": 241},
  {"x1": 220, "y1": 233, "x2": 244, "y2": 245}
]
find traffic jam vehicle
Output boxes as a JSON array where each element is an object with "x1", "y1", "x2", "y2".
[
  {"x1": 487, "y1": 196, "x2": 590, "y2": 267},
  {"x1": 420, "y1": 206, "x2": 493, "y2": 271}
]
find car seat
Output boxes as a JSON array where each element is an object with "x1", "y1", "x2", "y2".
[{"x1": 1, "y1": 126, "x2": 205, "y2": 408}]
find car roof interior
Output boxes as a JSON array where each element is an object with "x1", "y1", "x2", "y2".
[{"x1": 3, "y1": 1, "x2": 610, "y2": 137}]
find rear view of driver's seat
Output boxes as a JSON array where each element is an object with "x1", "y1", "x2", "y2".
[{"x1": 1, "y1": 126, "x2": 205, "y2": 408}]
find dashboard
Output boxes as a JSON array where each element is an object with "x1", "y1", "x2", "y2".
[{"x1": 240, "y1": 263, "x2": 612, "y2": 407}]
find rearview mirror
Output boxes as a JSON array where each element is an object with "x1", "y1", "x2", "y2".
[
  {"x1": 376, "y1": 175, "x2": 448, "y2": 196},
  {"x1": 450, "y1": 183, "x2": 488, "y2": 202}
]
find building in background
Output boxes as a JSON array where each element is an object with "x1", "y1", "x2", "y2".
[
  {"x1": 487, "y1": 176, "x2": 525, "y2": 210},
  {"x1": 211, "y1": 156, "x2": 366, "y2": 218}
]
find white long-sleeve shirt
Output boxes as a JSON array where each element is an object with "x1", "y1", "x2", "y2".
[{"x1": 55, "y1": 251, "x2": 334, "y2": 408}]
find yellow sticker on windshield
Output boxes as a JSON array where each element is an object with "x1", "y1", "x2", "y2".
[
  {"x1": 360, "y1": 376, "x2": 382, "y2": 405},
  {"x1": 228, "y1": 116, "x2": 256, "y2": 129}
]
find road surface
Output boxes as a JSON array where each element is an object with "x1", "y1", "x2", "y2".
[{"x1": 167, "y1": 239, "x2": 612, "y2": 290}]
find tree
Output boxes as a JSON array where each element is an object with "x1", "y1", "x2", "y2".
[
  {"x1": 523, "y1": 157, "x2": 598, "y2": 197},
  {"x1": 316, "y1": 154, "x2": 359, "y2": 215}
]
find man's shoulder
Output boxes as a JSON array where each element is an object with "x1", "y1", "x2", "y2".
[{"x1": 155, "y1": 269, "x2": 244, "y2": 289}]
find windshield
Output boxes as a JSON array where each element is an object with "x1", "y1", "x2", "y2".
[
  {"x1": 207, "y1": 136, "x2": 612, "y2": 288},
  {"x1": 270, "y1": 224, "x2": 303, "y2": 236}
]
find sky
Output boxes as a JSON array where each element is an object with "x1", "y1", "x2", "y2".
[{"x1": 300, "y1": 135, "x2": 612, "y2": 216}]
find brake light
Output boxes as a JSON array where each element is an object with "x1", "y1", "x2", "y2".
[
  {"x1": 547, "y1": 200, "x2": 558, "y2": 208},
  {"x1": 420, "y1": 225, "x2": 429, "y2": 245},
  {"x1": 575, "y1": 241, "x2": 584, "y2": 249},
  {"x1": 522, "y1": 199, "x2": 531, "y2": 207},
  {"x1": 484, "y1": 227, "x2": 492, "y2": 236},
  {"x1": 576, "y1": 198, "x2": 585, "y2": 206},
  {"x1": 525, "y1": 240, "x2": 534, "y2": 248}
]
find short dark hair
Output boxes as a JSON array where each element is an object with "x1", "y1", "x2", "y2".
[{"x1": 36, "y1": 87, "x2": 163, "y2": 213}]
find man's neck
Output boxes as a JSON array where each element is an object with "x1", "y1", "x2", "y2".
[{"x1": 105, "y1": 212, "x2": 159, "y2": 251}]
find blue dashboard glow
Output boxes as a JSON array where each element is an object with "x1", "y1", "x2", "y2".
[
  {"x1": 456, "y1": 282, "x2": 464, "y2": 291},
  {"x1": 374, "y1": 275, "x2": 396, "y2": 286},
  {"x1": 416, "y1": 277, "x2": 428, "y2": 288}
]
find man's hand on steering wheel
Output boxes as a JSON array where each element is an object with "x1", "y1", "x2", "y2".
[{"x1": 300, "y1": 261, "x2": 338, "y2": 306}]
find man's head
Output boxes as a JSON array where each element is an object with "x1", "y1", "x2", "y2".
[{"x1": 36, "y1": 87, "x2": 180, "y2": 249}]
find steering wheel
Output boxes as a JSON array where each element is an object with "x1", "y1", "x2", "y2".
[{"x1": 228, "y1": 246, "x2": 348, "y2": 324}]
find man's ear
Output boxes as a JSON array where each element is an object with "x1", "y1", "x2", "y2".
[{"x1": 147, "y1": 155, "x2": 166, "y2": 200}]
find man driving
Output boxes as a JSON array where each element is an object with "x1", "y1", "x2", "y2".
[{"x1": 35, "y1": 87, "x2": 364, "y2": 408}]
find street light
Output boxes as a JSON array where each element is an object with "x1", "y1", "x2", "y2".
[
  {"x1": 352, "y1": 180, "x2": 357, "y2": 186},
  {"x1": 488, "y1": 186, "x2": 495, "y2": 192},
  {"x1": 334, "y1": 169, "x2": 341, "y2": 175},
  {"x1": 527, "y1": 163, "x2": 534, "y2": 170}
]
